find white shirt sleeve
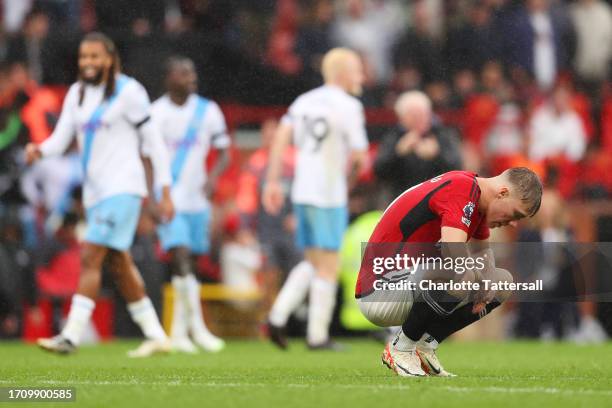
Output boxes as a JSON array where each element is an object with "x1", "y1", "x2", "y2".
[
  {"x1": 345, "y1": 100, "x2": 368, "y2": 151},
  {"x1": 39, "y1": 84, "x2": 78, "y2": 157},
  {"x1": 280, "y1": 98, "x2": 300, "y2": 127},
  {"x1": 124, "y1": 81, "x2": 151, "y2": 126},
  {"x1": 205, "y1": 102, "x2": 231, "y2": 149},
  {"x1": 132, "y1": 87, "x2": 172, "y2": 187}
]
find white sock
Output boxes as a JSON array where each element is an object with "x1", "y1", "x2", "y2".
[
  {"x1": 61, "y1": 294, "x2": 95, "y2": 345},
  {"x1": 127, "y1": 297, "x2": 168, "y2": 342},
  {"x1": 171, "y1": 276, "x2": 190, "y2": 339},
  {"x1": 418, "y1": 333, "x2": 439, "y2": 350},
  {"x1": 393, "y1": 329, "x2": 417, "y2": 352},
  {"x1": 269, "y1": 261, "x2": 315, "y2": 327},
  {"x1": 185, "y1": 274, "x2": 212, "y2": 336},
  {"x1": 306, "y1": 276, "x2": 337, "y2": 345}
]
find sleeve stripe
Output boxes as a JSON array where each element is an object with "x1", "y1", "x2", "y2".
[{"x1": 134, "y1": 115, "x2": 150, "y2": 129}]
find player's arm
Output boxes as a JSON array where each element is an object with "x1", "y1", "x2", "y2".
[
  {"x1": 139, "y1": 121, "x2": 174, "y2": 222},
  {"x1": 468, "y1": 238, "x2": 497, "y2": 313},
  {"x1": 129, "y1": 83, "x2": 174, "y2": 222},
  {"x1": 437, "y1": 228, "x2": 496, "y2": 313},
  {"x1": 346, "y1": 101, "x2": 369, "y2": 189},
  {"x1": 205, "y1": 147, "x2": 230, "y2": 199},
  {"x1": 347, "y1": 149, "x2": 367, "y2": 190},
  {"x1": 204, "y1": 103, "x2": 232, "y2": 199},
  {"x1": 262, "y1": 121, "x2": 292, "y2": 215},
  {"x1": 25, "y1": 87, "x2": 77, "y2": 164}
]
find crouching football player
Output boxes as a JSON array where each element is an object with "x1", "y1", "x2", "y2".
[{"x1": 356, "y1": 168, "x2": 542, "y2": 376}]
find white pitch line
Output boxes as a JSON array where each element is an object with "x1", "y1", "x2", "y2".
[{"x1": 0, "y1": 379, "x2": 609, "y2": 397}]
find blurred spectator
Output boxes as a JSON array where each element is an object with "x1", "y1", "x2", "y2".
[
  {"x1": 513, "y1": 188, "x2": 582, "y2": 340},
  {"x1": 483, "y1": 85, "x2": 526, "y2": 175},
  {"x1": 266, "y1": 0, "x2": 301, "y2": 76},
  {"x1": 392, "y1": 0, "x2": 443, "y2": 83},
  {"x1": 461, "y1": 61, "x2": 506, "y2": 156},
  {"x1": 0, "y1": 64, "x2": 31, "y2": 210},
  {"x1": 569, "y1": 0, "x2": 612, "y2": 89},
  {"x1": 94, "y1": 0, "x2": 166, "y2": 32},
  {"x1": 2, "y1": 0, "x2": 34, "y2": 34},
  {"x1": 528, "y1": 84, "x2": 586, "y2": 163},
  {"x1": 7, "y1": 8, "x2": 50, "y2": 83},
  {"x1": 20, "y1": 150, "x2": 82, "y2": 236},
  {"x1": 374, "y1": 91, "x2": 462, "y2": 199},
  {"x1": 220, "y1": 213, "x2": 262, "y2": 308},
  {"x1": 332, "y1": 0, "x2": 406, "y2": 84},
  {"x1": 498, "y1": 0, "x2": 574, "y2": 91},
  {"x1": 294, "y1": 0, "x2": 335, "y2": 86},
  {"x1": 236, "y1": 118, "x2": 301, "y2": 278},
  {"x1": 446, "y1": 0, "x2": 500, "y2": 74},
  {"x1": 449, "y1": 68, "x2": 477, "y2": 109},
  {"x1": 0, "y1": 209, "x2": 35, "y2": 338}
]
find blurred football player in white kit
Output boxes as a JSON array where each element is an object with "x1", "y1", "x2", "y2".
[
  {"x1": 26, "y1": 32, "x2": 174, "y2": 357},
  {"x1": 151, "y1": 56, "x2": 230, "y2": 353},
  {"x1": 263, "y1": 48, "x2": 369, "y2": 350}
]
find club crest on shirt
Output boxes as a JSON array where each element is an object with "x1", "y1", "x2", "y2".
[{"x1": 461, "y1": 201, "x2": 475, "y2": 227}]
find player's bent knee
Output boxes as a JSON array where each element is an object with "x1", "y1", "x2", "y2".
[
  {"x1": 357, "y1": 298, "x2": 411, "y2": 327},
  {"x1": 494, "y1": 268, "x2": 514, "y2": 303}
]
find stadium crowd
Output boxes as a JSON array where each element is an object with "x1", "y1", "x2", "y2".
[{"x1": 0, "y1": 0, "x2": 611, "y2": 342}]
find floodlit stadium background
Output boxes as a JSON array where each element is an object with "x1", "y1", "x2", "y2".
[{"x1": 1, "y1": 0, "x2": 612, "y2": 346}]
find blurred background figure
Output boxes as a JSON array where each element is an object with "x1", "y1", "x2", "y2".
[
  {"x1": 374, "y1": 91, "x2": 462, "y2": 201},
  {"x1": 569, "y1": 0, "x2": 612, "y2": 94},
  {"x1": 529, "y1": 84, "x2": 586, "y2": 164},
  {"x1": 237, "y1": 118, "x2": 300, "y2": 284},
  {"x1": 220, "y1": 213, "x2": 262, "y2": 310}
]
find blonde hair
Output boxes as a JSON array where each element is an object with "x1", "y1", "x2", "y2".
[
  {"x1": 321, "y1": 48, "x2": 359, "y2": 83},
  {"x1": 503, "y1": 167, "x2": 543, "y2": 217}
]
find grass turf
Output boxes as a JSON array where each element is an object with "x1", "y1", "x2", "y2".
[{"x1": 0, "y1": 340, "x2": 611, "y2": 408}]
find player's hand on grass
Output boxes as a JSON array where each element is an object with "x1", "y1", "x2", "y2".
[
  {"x1": 263, "y1": 180, "x2": 284, "y2": 215},
  {"x1": 25, "y1": 143, "x2": 42, "y2": 165}
]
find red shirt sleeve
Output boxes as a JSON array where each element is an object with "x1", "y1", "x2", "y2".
[
  {"x1": 429, "y1": 178, "x2": 479, "y2": 236},
  {"x1": 472, "y1": 219, "x2": 490, "y2": 240}
]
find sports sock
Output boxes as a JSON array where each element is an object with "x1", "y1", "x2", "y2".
[
  {"x1": 306, "y1": 276, "x2": 337, "y2": 345},
  {"x1": 127, "y1": 297, "x2": 168, "y2": 342},
  {"x1": 185, "y1": 274, "x2": 212, "y2": 336},
  {"x1": 392, "y1": 329, "x2": 418, "y2": 352},
  {"x1": 417, "y1": 333, "x2": 440, "y2": 351},
  {"x1": 61, "y1": 294, "x2": 95, "y2": 345},
  {"x1": 269, "y1": 261, "x2": 315, "y2": 327},
  {"x1": 402, "y1": 290, "x2": 461, "y2": 341},
  {"x1": 425, "y1": 301, "x2": 502, "y2": 344},
  {"x1": 171, "y1": 276, "x2": 190, "y2": 339}
]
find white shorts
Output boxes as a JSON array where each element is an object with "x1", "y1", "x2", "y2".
[
  {"x1": 357, "y1": 268, "x2": 424, "y2": 327},
  {"x1": 357, "y1": 288, "x2": 414, "y2": 327}
]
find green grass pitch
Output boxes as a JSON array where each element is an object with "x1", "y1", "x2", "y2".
[{"x1": 0, "y1": 340, "x2": 611, "y2": 408}]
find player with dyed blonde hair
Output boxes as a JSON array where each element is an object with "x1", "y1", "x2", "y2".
[{"x1": 264, "y1": 48, "x2": 369, "y2": 350}]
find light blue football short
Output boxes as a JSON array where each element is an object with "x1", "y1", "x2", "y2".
[
  {"x1": 294, "y1": 204, "x2": 348, "y2": 251},
  {"x1": 158, "y1": 210, "x2": 211, "y2": 254},
  {"x1": 85, "y1": 194, "x2": 142, "y2": 251}
]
